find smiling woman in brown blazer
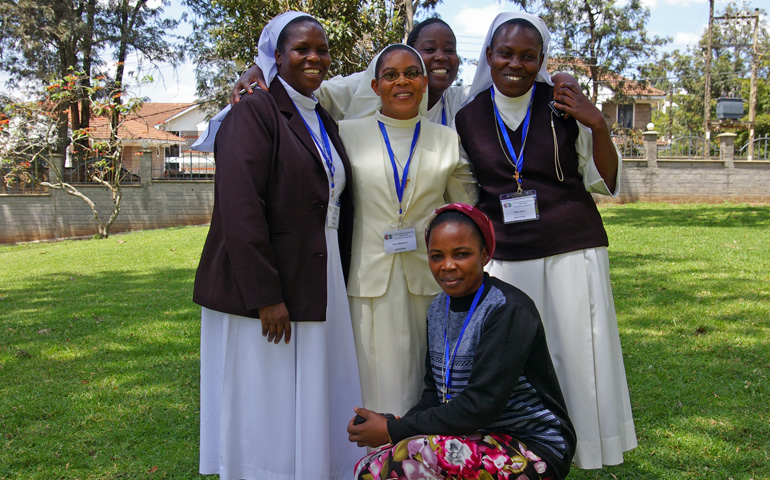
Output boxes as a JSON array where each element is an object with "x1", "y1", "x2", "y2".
[{"x1": 192, "y1": 11, "x2": 363, "y2": 480}]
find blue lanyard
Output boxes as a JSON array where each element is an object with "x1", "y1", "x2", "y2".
[
  {"x1": 378, "y1": 121, "x2": 421, "y2": 216},
  {"x1": 440, "y1": 96, "x2": 447, "y2": 126},
  {"x1": 442, "y1": 281, "x2": 485, "y2": 402},
  {"x1": 297, "y1": 107, "x2": 335, "y2": 193},
  {"x1": 491, "y1": 84, "x2": 536, "y2": 187}
]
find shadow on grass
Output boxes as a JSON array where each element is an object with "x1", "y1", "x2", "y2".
[
  {"x1": 603, "y1": 246, "x2": 770, "y2": 478},
  {"x1": 0, "y1": 267, "x2": 205, "y2": 478}
]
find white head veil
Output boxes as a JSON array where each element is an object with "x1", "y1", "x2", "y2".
[
  {"x1": 192, "y1": 11, "x2": 312, "y2": 152},
  {"x1": 344, "y1": 44, "x2": 430, "y2": 120},
  {"x1": 461, "y1": 11, "x2": 553, "y2": 109},
  {"x1": 255, "y1": 11, "x2": 314, "y2": 85}
]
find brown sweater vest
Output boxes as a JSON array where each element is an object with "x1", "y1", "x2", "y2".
[{"x1": 456, "y1": 83, "x2": 608, "y2": 261}]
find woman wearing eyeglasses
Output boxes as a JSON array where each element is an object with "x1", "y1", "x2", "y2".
[{"x1": 337, "y1": 44, "x2": 478, "y2": 418}]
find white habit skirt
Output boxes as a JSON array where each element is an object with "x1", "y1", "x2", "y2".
[
  {"x1": 487, "y1": 247, "x2": 637, "y2": 469},
  {"x1": 348, "y1": 256, "x2": 434, "y2": 417},
  {"x1": 199, "y1": 227, "x2": 364, "y2": 480}
]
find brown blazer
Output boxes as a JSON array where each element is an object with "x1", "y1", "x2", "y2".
[{"x1": 193, "y1": 78, "x2": 354, "y2": 321}]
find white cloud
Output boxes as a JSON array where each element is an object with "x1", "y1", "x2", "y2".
[
  {"x1": 131, "y1": 61, "x2": 198, "y2": 103},
  {"x1": 449, "y1": 4, "x2": 508, "y2": 37},
  {"x1": 671, "y1": 31, "x2": 703, "y2": 49},
  {"x1": 653, "y1": 0, "x2": 707, "y2": 6},
  {"x1": 644, "y1": 0, "x2": 740, "y2": 8}
]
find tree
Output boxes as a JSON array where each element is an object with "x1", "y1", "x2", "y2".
[
  {"x1": 640, "y1": 3, "x2": 769, "y2": 143},
  {"x1": 508, "y1": 0, "x2": 669, "y2": 103},
  {"x1": 637, "y1": 52, "x2": 677, "y2": 138},
  {"x1": 403, "y1": 0, "x2": 442, "y2": 38},
  {"x1": 0, "y1": 0, "x2": 182, "y2": 155},
  {"x1": 182, "y1": 0, "x2": 443, "y2": 111},
  {"x1": 1, "y1": 71, "x2": 144, "y2": 239}
]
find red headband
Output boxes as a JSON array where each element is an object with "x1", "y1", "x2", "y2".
[{"x1": 425, "y1": 203, "x2": 496, "y2": 263}]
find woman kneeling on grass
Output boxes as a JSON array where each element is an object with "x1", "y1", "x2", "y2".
[{"x1": 347, "y1": 203, "x2": 576, "y2": 480}]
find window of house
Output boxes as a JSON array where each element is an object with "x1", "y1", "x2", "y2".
[
  {"x1": 165, "y1": 132, "x2": 181, "y2": 158},
  {"x1": 617, "y1": 104, "x2": 633, "y2": 129}
]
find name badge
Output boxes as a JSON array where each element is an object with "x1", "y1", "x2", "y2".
[
  {"x1": 383, "y1": 225, "x2": 417, "y2": 254},
  {"x1": 327, "y1": 201, "x2": 341, "y2": 229},
  {"x1": 500, "y1": 190, "x2": 539, "y2": 224}
]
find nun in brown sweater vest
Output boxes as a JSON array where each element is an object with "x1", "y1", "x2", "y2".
[{"x1": 454, "y1": 11, "x2": 636, "y2": 469}]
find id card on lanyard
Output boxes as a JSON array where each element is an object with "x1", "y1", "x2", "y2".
[
  {"x1": 383, "y1": 228, "x2": 417, "y2": 254},
  {"x1": 379, "y1": 120, "x2": 421, "y2": 253},
  {"x1": 492, "y1": 86, "x2": 540, "y2": 224},
  {"x1": 296, "y1": 105, "x2": 341, "y2": 229},
  {"x1": 327, "y1": 200, "x2": 341, "y2": 229},
  {"x1": 500, "y1": 190, "x2": 539, "y2": 223}
]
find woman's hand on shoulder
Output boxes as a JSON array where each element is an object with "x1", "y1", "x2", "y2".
[
  {"x1": 258, "y1": 302, "x2": 291, "y2": 344},
  {"x1": 231, "y1": 64, "x2": 269, "y2": 105},
  {"x1": 347, "y1": 407, "x2": 392, "y2": 448}
]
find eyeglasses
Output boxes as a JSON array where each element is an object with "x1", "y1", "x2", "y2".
[{"x1": 376, "y1": 69, "x2": 423, "y2": 82}]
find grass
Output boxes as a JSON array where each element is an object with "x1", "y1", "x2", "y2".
[
  {"x1": 1, "y1": 203, "x2": 769, "y2": 479},
  {"x1": 0, "y1": 226, "x2": 207, "y2": 479}
]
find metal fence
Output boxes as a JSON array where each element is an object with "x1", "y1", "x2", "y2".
[
  {"x1": 611, "y1": 133, "x2": 644, "y2": 159},
  {"x1": 1, "y1": 159, "x2": 49, "y2": 194},
  {"x1": 737, "y1": 136, "x2": 770, "y2": 160},
  {"x1": 154, "y1": 151, "x2": 215, "y2": 180},
  {"x1": 2, "y1": 156, "x2": 143, "y2": 194},
  {"x1": 63, "y1": 156, "x2": 142, "y2": 185},
  {"x1": 1, "y1": 165, "x2": 48, "y2": 194},
  {"x1": 657, "y1": 136, "x2": 720, "y2": 159}
]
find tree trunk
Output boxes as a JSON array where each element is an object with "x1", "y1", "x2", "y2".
[
  {"x1": 584, "y1": 0, "x2": 599, "y2": 104},
  {"x1": 403, "y1": 0, "x2": 415, "y2": 42},
  {"x1": 80, "y1": 0, "x2": 97, "y2": 137}
]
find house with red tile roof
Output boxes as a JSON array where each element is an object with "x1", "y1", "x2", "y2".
[
  {"x1": 549, "y1": 58, "x2": 666, "y2": 131},
  {"x1": 86, "y1": 102, "x2": 211, "y2": 177}
]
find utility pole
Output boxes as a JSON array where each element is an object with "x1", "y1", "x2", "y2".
[
  {"x1": 747, "y1": 10, "x2": 760, "y2": 161},
  {"x1": 703, "y1": 0, "x2": 714, "y2": 159},
  {"x1": 668, "y1": 84, "x2": 674, "y2": 141},
  {"x1": 712, "y1": 8, "x2": 762, "y2": 160}
]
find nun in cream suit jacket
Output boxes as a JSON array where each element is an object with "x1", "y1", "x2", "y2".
[
  {"x1": 339, "y1": 112, "x2": 478, "y2": 298},
  {"x1": 338, "y1": 110, "x2": 478, "y2": 416}
]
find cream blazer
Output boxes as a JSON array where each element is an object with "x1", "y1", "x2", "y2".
[{"x1": 339, "y1": 112, "x2": 479, "y2": 298}]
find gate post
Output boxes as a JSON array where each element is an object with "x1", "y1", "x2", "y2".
[
  {"x1": 643, "y1": 130, "x2": 659, "y2": 169},
  {"x1": 717, "y1": 133, "x2": 737, "y2": 169}
]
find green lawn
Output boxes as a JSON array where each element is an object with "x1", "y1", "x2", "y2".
[{"x1": 1, "y1": 203, "x2": 768, "y2": 479}]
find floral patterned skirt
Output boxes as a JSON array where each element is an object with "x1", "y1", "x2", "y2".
[{"x1": 354, "y1": 433, "x2": 556, "y2": 480}]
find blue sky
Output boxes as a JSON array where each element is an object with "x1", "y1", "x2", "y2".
[
  {"x1": 135, "y1": 0, "x2": 745, "y2": 102},
  {"x1": 430, "y1": 0, "x2": 747, "y2": 85},
  {"x1": 1, "y1": 0, "x2": 760, "y2": 103},
  {"x1": 434, "y1": 0, "x2": 722, "y2": 54}
]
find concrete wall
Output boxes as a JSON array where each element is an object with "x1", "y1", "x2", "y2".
[
  {"x1": 598, "y1": 131, "x2": 770, "y2": 204},
  {"x1": 602, "y1": 103, "x2": 617, "y2": 126},
  {"x1": 3, "y1": 136, "x2": 770, "y2": 244},
  {"x1": 1, "y1": 152, "x2": 213, "y2": 244},
  {"x1": 600, "y1": 159, "x2": 770, "y2": 204},
  {"x1": 633, "y1": 103, "x2": 652, "y2": 130}
]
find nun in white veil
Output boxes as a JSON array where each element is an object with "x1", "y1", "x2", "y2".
[
  {"x1": 338, "y1": 44, "x2": 477, "y2": 419},
  {"x1": 461, "y1": 11, "x2": 553, "y2": 107},
  {"x1": 454, "y1": 11, "x2": 635, "y2": 469},
  {"x1": 191, "y1": 11, "x2": 316, "y2": 152},
  {"x1": 196, "y1": 11, "x2": 363, "y2": 480}
]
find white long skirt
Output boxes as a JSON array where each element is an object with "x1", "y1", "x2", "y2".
[
  {"x1": 199, "y1": 227, "x2": 364, "y2": 480},
  {"x1": 348, "y1": 256, "x2": 434, "y2": 417},
  {"x1": 487, "y1": 247, "x2": 637, "y2": 469}
]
